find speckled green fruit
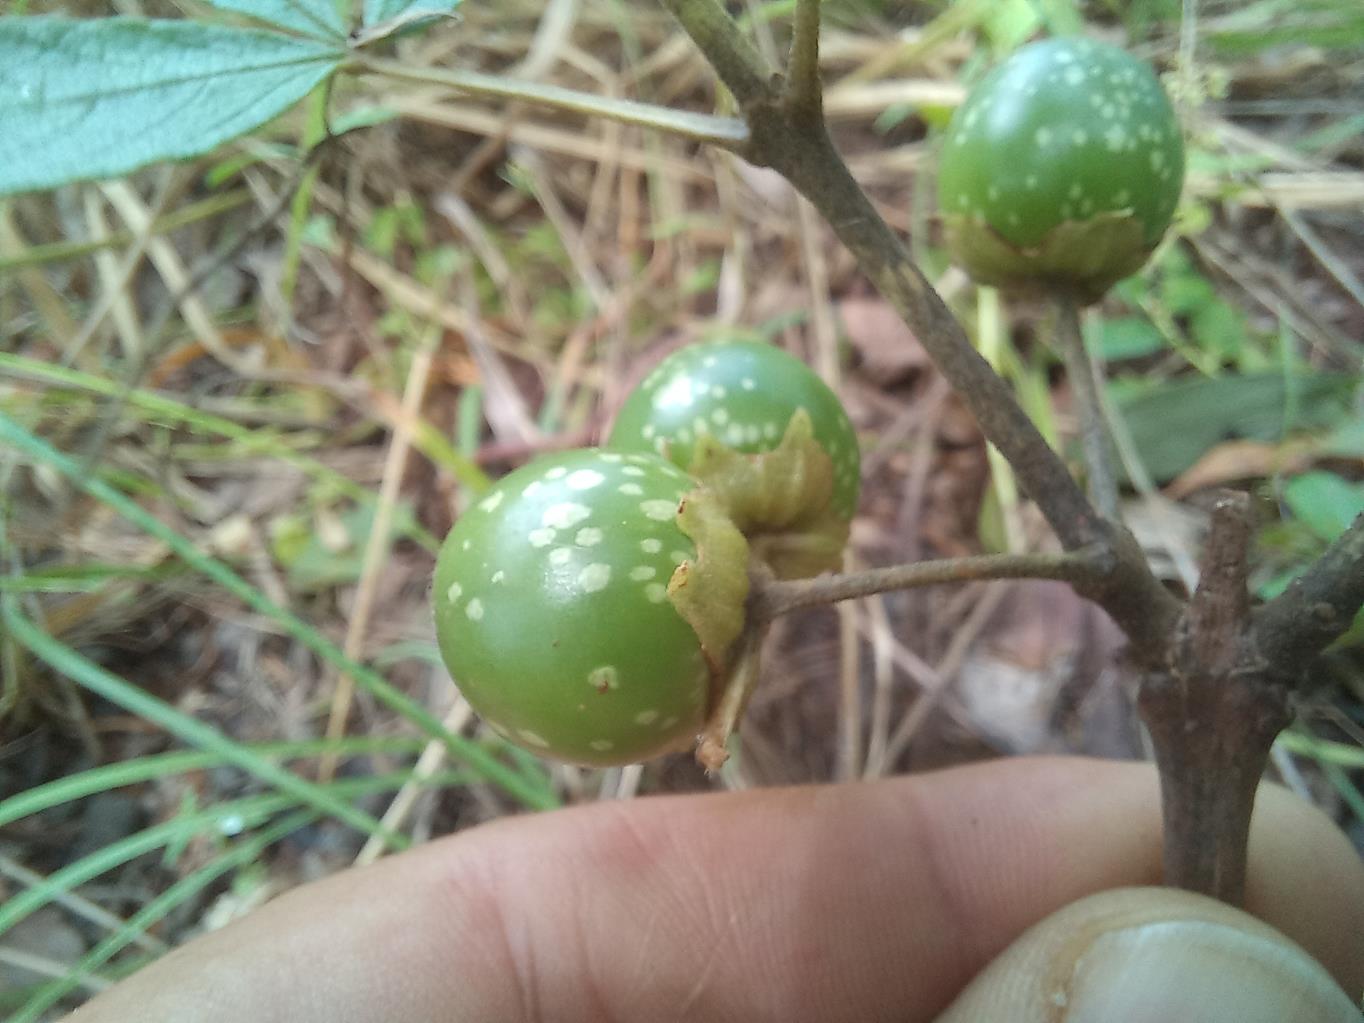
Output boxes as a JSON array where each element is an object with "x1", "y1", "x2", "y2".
[
  {"x1": 607, "y1": 340, "x2": 860, "y2": 518},
  {"x1": 938, "y1": 37, "x2": 1185, "y2": 300},
  {"x1": 433, "y1": 450, "x2": 711, "y2": 766}
]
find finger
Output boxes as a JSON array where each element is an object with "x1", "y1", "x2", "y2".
[
  {"x1": 932, "y1": 887, "x2": 1360, "y2": 1022},
  {"x1": 67, "y1": 757, "x2": 1364, "y2": 1023}
]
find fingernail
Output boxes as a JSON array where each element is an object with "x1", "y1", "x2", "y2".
[{"x1": 1065, "y1": 920, "x2": 1359, "y2": 1022}]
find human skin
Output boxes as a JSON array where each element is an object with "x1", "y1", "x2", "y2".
[{"x1": 66, "y1": 757, "x2": 1364, "y2": 1022}]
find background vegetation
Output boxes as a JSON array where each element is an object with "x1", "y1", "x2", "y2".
[{"x1": 1, "y1": 0, "x2": 1362, "y2": 1016}]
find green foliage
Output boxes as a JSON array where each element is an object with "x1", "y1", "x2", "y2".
[
  {"x1": 1114, "y1": 372, "x2": 1357, "y2": 482},
  {"x1": 206, "y1": 0, "x2": 348, "y2": 40},
  {"x1": 1284, "y1": 472, "x2": 1364, "y2": 544},
  {"x1": 0, "y1": 19, "x2": 342, "y2": 196},
  {"x1": 0, "y1": 0, "x2": 464, "y2": 197}
]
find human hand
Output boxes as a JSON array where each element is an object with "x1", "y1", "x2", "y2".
[{"x1": 66, "y1": 757, "x2": 1363, "y2": 1022}]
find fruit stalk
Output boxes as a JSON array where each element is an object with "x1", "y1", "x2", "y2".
[
  {"x1": 749, "y1": 546, "x2": 1114, "y2": 622},
  {"x1": 1054, "y1": 292, "x2": 1121, "y2": 521}
]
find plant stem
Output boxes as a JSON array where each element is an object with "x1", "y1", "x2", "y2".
[
  {"x1": 786, "y1": 0, "x2": 823, "y2": 118},
  {"x1": 662, "y1": 0, "x2": 1181, "y2": 658},
  {"x1": 1054, "y1": 291, "x2": 1121, "y2": 521},
  {"x1": 355, "y1": 57, "x2": 750, "y2": 150},
  {"x1": 697, "y1": 620, "x2": 768, "y2": 771},
  {"x1": 1253, "y1": 511, "x2": 1364, "y2": 667},
  {"x1": 752, "y1": 546, "x2": 1114, "y2": 622},
  {"x1": 1139, "y1": 494, "x2": 1291, "y2": 904}
]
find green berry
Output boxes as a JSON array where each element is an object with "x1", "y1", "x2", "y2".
[
  {"x1": 607, "y1": 340, "x2": 860, "y2": 519},
  {"x1": 432, "y1": 450, "x2": 712, "y2": 766},
  {"x1": 938, "y1": 37, "x2": 1185, "y2": 301}
]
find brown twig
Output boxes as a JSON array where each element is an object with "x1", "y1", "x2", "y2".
[
  {"x1": 1139, "y1": 493, "x2": 1292, "y2": 904},
  {"x1": 1253, "y1": 511, "x2": 1364, "y2": 669},
  {"x1": 751, "y1": 546, "x2": 1115, "y2": 623},
  {"x1": 660, "y1": 0, "x2": 1181, "y2": 661}
]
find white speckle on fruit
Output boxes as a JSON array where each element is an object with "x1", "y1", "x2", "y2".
[
  {"x1": 641, "y1": 538, "x2": 663, "y2": 554},
  {"x1": 630, "y1": 565, "x2": 656, "y2": 581},
  {"x1": 619, "y1": 483, "x2": 644, "y2": 496},
  {"x1": 654, "y1": 437, "x2": 667, "y2": 453},
  {"x1": 578, "y1": 563, "x2": 611, "y2": 593},
  {"x1": 529, "y1": 528, "x2": 556, "y2": 548},
  {"x1": 711, "y1": 408, "x2": 729, "y2": 426},
  {"x1": 677, "y1": 428, "x2": 691, "y2": 443},
  {"x1": 549, "y1": 547, "x2": 573, "y2": 566},
  {"x1": 622, "y1": 465, "x2": 645, "y2": 477},
  {"x1": 491, "y1": 570, "x2": 505, "y2": 584},
  {"x1": 519, "y1": 729, "x2": 550, "y2": 748},
  {"x1": 641, "y1": 500, "x2": 676, "y2": 522},
  {"x1": 589, "y1": 666, "x2": 619, "y2": 691},
  {"x1": 635, "y1": 709, "x2": 659, "y2": 725},
  {"x1": 1064, "y1": 66, "x2": 1084, "y2": 86},
  {"x1": 600, "y1": 453, "x2": 623, "y2": 463},
  {"x1": 710, "y1": 385, "x2": 726, "y2": 399},
  {"x1": 543, "y1": 502, "x2": 591, "y2": 529},
  {"x1": 1069, "y1": 182, "x2": 1083, "y2": 200},
  {"x1": 644, "y1": 583, "x2": 668, "y2": 604},
  {"x1": 660, "y1": 715, "x2": 679, "y2": 729},
  {"x1": 744, "y1": 425, "x2": 761, "y2": 444},
  {"x1": 576, "y1": 527, "x2": 603, "y2": 547},
  {"x1": 589, "y1": 739, "x2": 614, "y2": 753},
  {"x1": 461, "y1": 539, "x2": 472, "y2": 551},
  {"x1": 446, "y1": 582, "x2": 463, "y2": 603},
  {"x1": 1072, "y1": 129, "x2": 1088, "y2": 145},
  {"x1": 566, "y1": 469, "x2": 605, "y2": 491},
  {"x1": 693, "y1": 417, "x2": 709, "y2": 435},
  {"x1": 741, "y1": 377, "x2": 756, "y2": 390},
  {"x1": 1105, "y1": 125, "x2": 1127, "y2": 152},
  {"x1": 466, "y1": 598, "x2": 484, "y2": 621},
  {"x1": 656, "y1": 374, "x2": 694, "y2": 409},
  {"x1": 1150, "y1": 149, "x2": 1166, "y2": 171},
  {"x1": 478, "y1": 491, "x2": 504, "y2": 513},
  {"x1": 545, "y1": 466, "x2": 567, "y2": 480},
  {"x1": 725, "y1": 424, "x2": 744, "y2": 446},
  {"x1": 642, "y1": 423, "x2": 656, "y2": 440},
  {"x1": 523, "y1": 480, "x2": 543, "y2": 497},
  {"x1": 1113, "y1": 189, "x2": 1131, "y2": 205},
  {"x1": 1035, "y1": 127, "x2": 1053, "y2": 147},
  {"x1": 702, "y1": 355, "x2": 718, "y2": 368},
  {"x1": 669, "y1": 550, "x2": 688, "y2": 565}
]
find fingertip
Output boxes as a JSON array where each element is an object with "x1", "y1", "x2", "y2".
[{"x1": 932, "y1": 887, "x2": 1360, "y2": 1023}]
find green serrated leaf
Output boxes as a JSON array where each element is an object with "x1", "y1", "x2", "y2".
[
  {"x1": 362, "y1": 0, "x2": 460, "y2": 29},
  {"x1": 205, "y1": 0, "x2": 347, "y2": 40},
  {"x1": 0, "y1": 18, "x2": 343, "y2": 197}
]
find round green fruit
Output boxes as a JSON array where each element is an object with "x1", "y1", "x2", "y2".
[
  {"x1": 607, "y1": 340, "x2": 860, "y2": 519},
  {"x1": 433, "y1": 449, "x2": 713, "y2": 766},
  {"x1": 938, "y1": 37, "x2": 1185, "y2": 301}
]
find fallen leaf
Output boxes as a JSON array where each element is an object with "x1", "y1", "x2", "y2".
[
  {"x1": 837, "y1": 296, "x2": 928, "y2": 385},
  {"x1": 1165, "y1": 439, "x2": 1315, "y2": 499}
]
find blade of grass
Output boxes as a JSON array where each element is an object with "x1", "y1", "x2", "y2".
[
  {"x1": 10, "y1": 811, "x2": 318, "y2": 1023},
  {"x1": 0, "y1": 411, "x2": 557, "y2": 810},
  {"x1": 1275, "y1": 729, "x2": 1364, "y2": 769},
  {"x1": 0, "y1": 769, "x2": 461, "y2": 942},
  {"x1": 0, "y1": 735, "x2": 425, "y2": 829},
  {"x1": 0, "y1": 352, "x2": 438, "y2": 551},
  {"x1": 3, "y1": 607, "x2": 405, "y2": 852},
  {"x1": 16, "y1": 764, "x2": 472, "y2": 1021}
]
